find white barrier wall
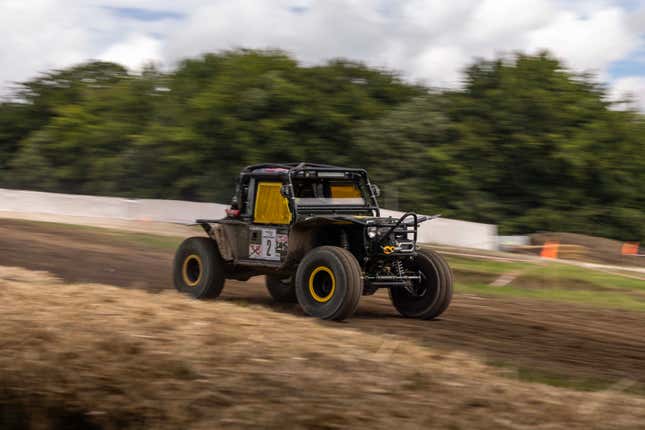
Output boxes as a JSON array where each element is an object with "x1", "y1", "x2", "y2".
[
  {"x1": 0, "y1": 188, "x2": 497, "y2": 250},
  {"x1": 380, "y1": 209, "x2": 498, "y2": 250},
  {"x1": 0, "y1": 188, "x2": 228, "y2": 224},
  {"x1": 0, "y1": 188, "x2": 133, "y2": 219},
  {"x1": 497, "y1": 235, "x2": 531, "y2": 251},
  {"x1": 129, "y1": 199, "x2": 228, "y2": 223}
]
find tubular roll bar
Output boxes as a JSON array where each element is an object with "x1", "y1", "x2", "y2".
[
  {"x1": 377, "y1": 213, "x2": 419, "y2": 245},
  {"x1": 280, "y1": 163, "x2": 381, "y2": 220}
]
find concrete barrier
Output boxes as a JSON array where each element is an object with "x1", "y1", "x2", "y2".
[
  {"x1": 0, "y1": 188, "x2": 497, "y2": 250},
  {"x1": 380, "y1": 209, "x2": 498, "y2": 250},
  {"x1": 498, "y1": 235, "x2": 531, "y2": 251},
  {"x1": 0, "y1": 188, "x2": 134, "y2": 219},
  {"x1": 131, "y1": 199, "x2": 227, "y2": 223},
  {"x1": 0, "y1": 188, "x2": 228, "y2": 224}
]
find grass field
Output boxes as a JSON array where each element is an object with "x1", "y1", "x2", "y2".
[{"x1": 441, "y1": 253, "x2": 645, "y2": 310}]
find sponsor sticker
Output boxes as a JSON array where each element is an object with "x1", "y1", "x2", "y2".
[{"x1": 249, "y1": 227, "x2": 287, "y2": 261}]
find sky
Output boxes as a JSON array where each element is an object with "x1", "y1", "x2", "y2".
[{"x1": 1, "y1": 0, "x2": 644, "y2": 110}]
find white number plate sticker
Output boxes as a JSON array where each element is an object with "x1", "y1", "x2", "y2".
[{"x1": 249, "y1": 228, "x2": 287, "y2": 261}]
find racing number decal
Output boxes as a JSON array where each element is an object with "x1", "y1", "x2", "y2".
[
  {"x1": 261, "y1": 228, "x2": 277, "y2": 260},
  {"x1": 249, "y1": 228, "x2": 287, "y2": 261}
]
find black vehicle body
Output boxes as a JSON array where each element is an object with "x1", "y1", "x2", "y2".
[{"x1": 175, "y1": 162, "x2": 452, "y2": 321}]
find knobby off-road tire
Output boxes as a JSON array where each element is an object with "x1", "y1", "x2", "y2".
[
  {"x1": 295, "y1": 246, "x2": 363, "y2": 321},
  {"x1": 265, "y1": 275, "x2": 297, "y2": 303},
  {"x1": 389, "y1": 248, "x2": 453, "y2": 319},
  {"x1": 173, "y1": 237, "x2": 225, "y2": 299}
]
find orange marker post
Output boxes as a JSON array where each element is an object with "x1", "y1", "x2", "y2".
[
  {"x1": 540, "y1": 241, "x2": 559, "y2": 259},
  {"x1": 621, "y1": 242, "x2": 639, "y2": 256}
]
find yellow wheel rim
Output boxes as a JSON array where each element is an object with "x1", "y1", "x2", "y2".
[
  {"x1": 308, "y1": 266, "x2": 335, "y2": 303},
  {"x1": 182, "y1": 254, "x2": 202, "y2": 287}
]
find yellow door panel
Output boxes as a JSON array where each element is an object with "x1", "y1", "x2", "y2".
[{"x1": 254, "y1": 182, "x2": 292, "y2": 225}]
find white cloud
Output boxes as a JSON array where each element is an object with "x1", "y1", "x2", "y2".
[
  {"x1": 465, "y1": 0, "x2": 556, "y2": 44},
  {"x1": 411, "y1": 45, "x2": 469, "y2": 88},
  {"x1": 611, "y1": 76, "x2": 645, "y2": 111},
  {"x1": 0, "y1": 0, "x2": 97, "y2": 90},
  {"x1": 0, "y1": 0, "x2": 170, "y2": 93},
  {"x1": 99, "y1": 34, "x2": 163, "y2": 70},
  {"x1": 0, "y1": 0, "x2": 644, "y2": 109},
  {"x1": 526, "y1": 7, "x2": 638, "y2": 78}
]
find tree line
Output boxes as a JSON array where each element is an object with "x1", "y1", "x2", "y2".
[{"x1": 0, "y1": 49, "x2": 643, "y2": 241}]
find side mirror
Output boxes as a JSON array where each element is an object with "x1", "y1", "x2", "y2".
[
  {"x1": 280, "y1": 184, "x2": 293, "y2": 198},
  {"x1": 370, "y1": 184, "x2": 381, "y2": 198}
]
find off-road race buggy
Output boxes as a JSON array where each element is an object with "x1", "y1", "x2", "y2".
[{"x1": 173, "y1": 163, "x2": 453, "y2": 321}]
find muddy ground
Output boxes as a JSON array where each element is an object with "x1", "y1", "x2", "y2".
[{"x1": 0, "y1": 218, "x2": 643, "y2": 390}]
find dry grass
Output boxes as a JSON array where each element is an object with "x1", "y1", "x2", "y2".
[{"x1": 1, "y1": 266, "x2": 645, "y2": 430}]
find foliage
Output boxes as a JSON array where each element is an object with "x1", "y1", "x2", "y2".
[{"x1": 0, "y1": 50, "x2": 643, "y2": 240}]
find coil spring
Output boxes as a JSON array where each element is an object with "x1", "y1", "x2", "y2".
[{"x1": 394, "y1": 259, "x2": 404, "y2": 276}]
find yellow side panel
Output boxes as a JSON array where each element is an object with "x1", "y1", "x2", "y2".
[
  {"x1": 330, "y1": 183, "x2": 362, "y2": 198},
  {"x1": 254, "y1": 182, "x2": 292, "y2": 225}
]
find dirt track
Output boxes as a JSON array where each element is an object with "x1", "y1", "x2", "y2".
[
  {"x1": 6, "y1": 266, "x2": 645, "y2": 429},
  {"x1": 1, "y1": 218, "x2": 644, "y2": 389}
]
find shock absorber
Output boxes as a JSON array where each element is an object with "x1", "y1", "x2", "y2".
[{"x1": 340, "y1": 229, "x2": 349, "y2": 250}]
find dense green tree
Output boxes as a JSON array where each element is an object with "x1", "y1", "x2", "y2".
[
  {"x1": 0, "y1": 50, "x2": 642, "y2": 241},
  {"x1": 444, "y1": 53, "x2": 644, "y2": 238}
]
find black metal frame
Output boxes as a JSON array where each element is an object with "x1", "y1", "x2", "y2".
[
  {"x1": 376, "y1": 212, "x2": 419, "y2": 245},
  {"x1": 292, "y1": 164, "x2": 379, "y2": 219},
  {"x1": 242, "y1": 162, "x2": 381, "y2": 223}
]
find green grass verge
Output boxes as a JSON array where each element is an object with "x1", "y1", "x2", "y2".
[
  {"x1": 446, "y1": 254, "x2": 643, "y2": 286},
  {"x1": 521, "y1": 263, "x2": 645, "y2": 292},
  {"x1": 444, "y1": 254, "x2": 535, "y2": 275},
  {"x1": 456, "y1": 283, "x2": 645, "y2": 312}
]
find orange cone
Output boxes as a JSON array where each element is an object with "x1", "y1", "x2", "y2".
[
  {"x1": 540, "y1": 241, "x2": 559, "y2": 259},
  {"x1": 621, "y1": 242, "x2": 639, "y2": 256}
]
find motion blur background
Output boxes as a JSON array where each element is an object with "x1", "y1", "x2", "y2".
[
  {"x1": 2, "y1": 3, "x2": 645, "y2": 429},
  {"x1": 1, "y1": 0, "x2": 644, "y2": 242}
]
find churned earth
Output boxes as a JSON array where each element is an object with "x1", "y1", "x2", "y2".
[{"x1": 1, "y1": 218, "x2": 644, "y2": 428}]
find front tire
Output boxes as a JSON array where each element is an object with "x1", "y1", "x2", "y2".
[
  {"x1": 265, "y1": 275, "x2": 297, "y2": 303},
  {"x1": 389, "y1": 248, "x2": 453, "y2": 319},
  {"x1": 173, "y1": 237, "x2": 225, "y2": 299},
  {"x1": 295, "y1": 246, "x2": 362, "y2": 321}
]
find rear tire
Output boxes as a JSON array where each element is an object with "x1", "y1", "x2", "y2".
[
  {"x1": 295, "y1": 246, "x2": 362, "y2": 321},
  {"x1": 265, "y1": 275, "x2": 297, "y2": 303},
  {"x1": 389, "y1": 248, "x2": 453, "y2": 319},
  {"x1": 173, "y1": 237, "x2": 225, "y2": 299}
]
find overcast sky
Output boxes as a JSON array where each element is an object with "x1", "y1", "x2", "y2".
[{"x1": 1, "y1": 0, "x2": 644, "y2": 109}]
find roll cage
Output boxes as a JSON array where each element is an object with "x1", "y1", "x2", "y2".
[{"x1": 237, "y1": 162, "x2": 381, "y2": 223}]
